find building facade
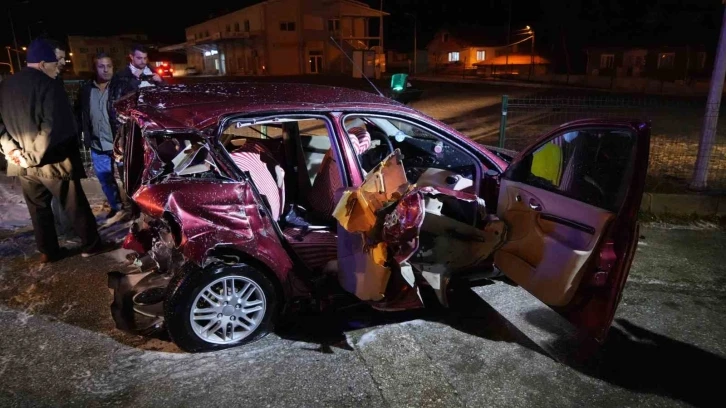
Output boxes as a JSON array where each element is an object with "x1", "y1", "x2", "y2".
[
  {"x1": 586, "y1": 45, "x2": 711, "y2": 81},
  {"x1": 67, "y1": 34, "x2": 149, "y2": 75},
  {"x1": 427, "y1": 27, "x2": 549, "y2": 76},
  {"x1": 160, "y1": 0, "x2": 387, "y2": 76}
]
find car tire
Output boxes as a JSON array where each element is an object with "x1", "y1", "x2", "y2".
[{"x1": 164, "y1": 263, "x2": 278, "y2": 352}]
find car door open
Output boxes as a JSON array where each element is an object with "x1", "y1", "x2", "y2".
[{"x1": 494, "y1": 121, "x2": 651, "y2": 341}]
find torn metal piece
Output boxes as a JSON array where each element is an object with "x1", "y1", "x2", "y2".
[
  {"x1": 334, "y1": 148, "x2": 507, "y2": 307},
  {"x1": 400, "y1": 262, "x2": 416, "y2": 288},
  {"x1": 333, "y1": 149, "x2": 409, "y2": 234},
  {"x1": 420, "y1": 265, "x2": 451, "y2": 307}
]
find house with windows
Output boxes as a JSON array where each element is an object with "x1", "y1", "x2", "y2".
[
  {"x1": 426, "y1": 26, "x2": 549, "y2": 76},
  {"x1": 159, "y1": 0, "x2": 388, "y2": 76},
  {"x1": 585, "y1": 45, "x2": 711, "y2": 81}
]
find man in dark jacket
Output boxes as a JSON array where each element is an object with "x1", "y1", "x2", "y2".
[
  {"x1": 77, "y1": 53, "x2": 127, "y2": 221},
  {"x1": 0, "y1": 38, "x2": 109, "y2": 263},
  {"x1": 107, "y1": 44, "x2": 163, "y2": 137},
  {"x1": 107, "y1": 44, "x2": 163, "y2": 188},
  {"x1": 48, "y1": 39, "x2": 75, "y2": 238}
]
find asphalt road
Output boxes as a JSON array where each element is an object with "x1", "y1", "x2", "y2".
[{"x1": 1, "y1": 182, "x2": 724, "y2": 408}]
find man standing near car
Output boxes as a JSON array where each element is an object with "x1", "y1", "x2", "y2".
[
  {"x1": 107, "y1": 44, "x2": 162, "y2": 133},
  {"x1": 0, "y1": 38, "x2": 109, "y2": 263},
  {"x1": 107, "y1": 44, "x2": 163, "y2": 181},
  {"x1": 77, "y1": 53, "x2": 127, "y2": 222},
  {"x1": 47, "y1": 39, "x2": 76, "y2": 239}
]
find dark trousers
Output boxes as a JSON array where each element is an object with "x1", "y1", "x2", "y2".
[{"x1": 20, "y1": 175, "x2": 100, "y2": 255}]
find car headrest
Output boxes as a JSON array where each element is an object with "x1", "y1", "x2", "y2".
[{"x1": 347, "y1": 126, "x2": 371, "y2": 155}]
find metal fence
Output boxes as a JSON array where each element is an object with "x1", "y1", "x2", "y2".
[{"x1": 496, "y1": 95, "x2": 726, "y2": 193}]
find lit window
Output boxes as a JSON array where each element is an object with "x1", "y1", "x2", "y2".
[
  {"x1": 448, "y1": 52, "x2": 459, "y2": 62},
  {"x1": 476, "y1": 50, "x2": 486, "y2": 61}
]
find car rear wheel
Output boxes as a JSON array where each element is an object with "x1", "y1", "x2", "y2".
[{"x1": 165, "y1": 264, "x2": 278, "y2": 352}]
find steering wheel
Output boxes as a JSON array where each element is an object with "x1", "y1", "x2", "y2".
[{"x1": 367, "y1": 128, "x2": 394, "y2": 154}]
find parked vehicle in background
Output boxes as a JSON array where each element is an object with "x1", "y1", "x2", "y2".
[{"x1": 156, "y1": 62, "x2": 173, "y2": 78}]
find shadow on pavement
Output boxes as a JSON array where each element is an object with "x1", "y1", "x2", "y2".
[
  {"x1": 275, "y1": 285, "x2": 545, "y2": 357},
  {"x1": 524, "y1": 310, "x2": 724, "y2": 408}
]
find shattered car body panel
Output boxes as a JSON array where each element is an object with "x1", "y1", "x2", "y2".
[
  {"x1": 333, "y1": 149, "x2": 507, "y2": 305},
  {"x1": 109, "y1": 129, "x2": 298, "y2": 335}
]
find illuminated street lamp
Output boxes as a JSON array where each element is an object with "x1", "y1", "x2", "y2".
[{"x1": 513, "y1": 25, "x2": 535, "y2": 78}]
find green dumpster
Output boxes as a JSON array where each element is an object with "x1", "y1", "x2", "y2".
[{"x1": 391, "y1": 73, "x2": 408, "y2": 92}]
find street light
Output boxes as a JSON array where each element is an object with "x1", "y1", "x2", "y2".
[
  {"x1": 513, "y1": 26, "x2": 535, "y2": 78},
  {"x1": 528, "y1": 27, "x2": 535, "y2": 79}
]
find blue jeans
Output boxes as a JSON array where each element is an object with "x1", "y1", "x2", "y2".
[{"x1": 91, "y1": 150, "x2": 122, "y2": 211}]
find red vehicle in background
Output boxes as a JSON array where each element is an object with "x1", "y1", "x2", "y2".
[{"x1": 156, "y1": 62, "x2": 174, "y2": 78}]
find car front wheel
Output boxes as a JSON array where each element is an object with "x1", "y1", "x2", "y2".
[{"x1": 165, "y1": 264, "x2": 278, "y2": 352}]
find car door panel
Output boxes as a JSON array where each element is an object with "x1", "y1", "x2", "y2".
[
  {"x1": 495, "y1": 121, "x2": 650, "y2": 341},
  {"x1": 495, "y1": 181, "x2": 615, "y2": 306}
]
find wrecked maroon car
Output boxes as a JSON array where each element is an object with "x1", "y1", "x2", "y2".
[{"x1": 108, "y1": 82, "x2": 650, "y2": 352}]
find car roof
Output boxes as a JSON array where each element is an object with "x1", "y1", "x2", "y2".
[{"x1": 123, "y1": 82, "x2": 409, "y2": 131}]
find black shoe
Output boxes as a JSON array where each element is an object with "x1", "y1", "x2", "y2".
[
  {"x1": 39, "y1": 247, "x2": 70, "y2": 263},
  {"x1": 81, "y1": 241, "x2": 115, "y2": 258}
]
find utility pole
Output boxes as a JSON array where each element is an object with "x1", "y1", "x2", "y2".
[
  {"x1": 413, "y1": 14, "x2": 417, "y2": 75},
  {"x1": 5, "y1": 47, "x2": 15, "y2": 74},
  {"x1": 405, "y1": 12, "x2": 417, "y2": 75},
  {"x1": 529, "y1": 28, "x2": 535, "y2": 80},
  {"x1": 8, "y1": 8, "x2": 22, "y2": 69},
  {"x1": 379, "y1": 0, "x2": 384, "y2": 52},
  {"x1": 690, "y1": 3, "x2": 726, "y2": 190},
  {"x1": 506, "y1": 0, "x2": 512, "y2": 71}
]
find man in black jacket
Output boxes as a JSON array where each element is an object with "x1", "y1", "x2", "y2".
[
  {"x1": 0, "y1": 38, "x2": 109, "y2": 263},
  {"x1": 107, "y1": 44, "x2": 163, "y2": 137},
  {"x1": 77, "y1": 53, "x2": 127, "y2": 221},
  {"x1": 107, "y1": 44, "x2": 163, "y2": 188},
  {"x1": 48, "y1": 39, "x2": 76, "y2": 238}
]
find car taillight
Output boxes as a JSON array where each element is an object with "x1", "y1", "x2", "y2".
[{"x1": 158, "y1": 68, "x2": 163, "y2": 74}]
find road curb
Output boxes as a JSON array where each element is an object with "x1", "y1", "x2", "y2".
[{"x1": 641, "y1": 193, "x2": 726, "y2": 216}]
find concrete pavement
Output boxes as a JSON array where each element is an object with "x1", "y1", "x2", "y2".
[{"x1": 0, "y1": 221, "x2": 724, "y2": 407}]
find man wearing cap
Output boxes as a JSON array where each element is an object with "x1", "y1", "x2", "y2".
[{"x1": 0, "y1": 38, "x2": 110, "y2": 263}]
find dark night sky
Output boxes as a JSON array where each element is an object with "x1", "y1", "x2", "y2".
[{"x1": 1, "y1": 0, "x2": 723, "y2": 70}]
